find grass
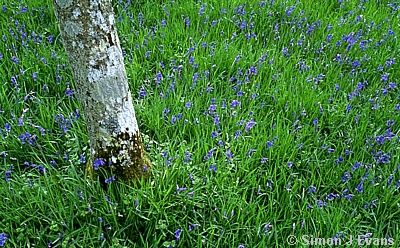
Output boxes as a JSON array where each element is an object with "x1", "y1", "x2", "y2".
[{"x1": 0, "y1": 0, "x2": 399, "y2": 247}]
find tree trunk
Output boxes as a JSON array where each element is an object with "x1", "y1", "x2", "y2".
[{"x1": 53, "y1": 0, "x2": 150, "y2": 180}]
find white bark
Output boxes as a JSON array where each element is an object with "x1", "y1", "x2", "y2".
[{"x1": 54, "y1": 0, "x2": 150, "y2": 179}]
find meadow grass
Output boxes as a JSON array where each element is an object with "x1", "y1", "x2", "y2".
[{"x1": 0, "y1": 0, "x2": 399, "y2": 247}]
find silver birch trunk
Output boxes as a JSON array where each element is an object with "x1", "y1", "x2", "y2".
[{"x1": 53, "y1": 0, "x2": 150, "y2": 180}]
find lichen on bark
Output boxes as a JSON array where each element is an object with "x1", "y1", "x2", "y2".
[{"x1": 54, "y1": 0, "x2": 151, "y2": 181}]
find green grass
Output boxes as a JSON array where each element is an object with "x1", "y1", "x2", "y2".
[{"x1": 0, "y1": 0, "x2": 399, "y2": 247}]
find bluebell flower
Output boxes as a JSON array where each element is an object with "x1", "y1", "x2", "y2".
[
  {"x1": 179, "y1": 150, "x2": 190, "y2": 164},
  {"x1": 174, "y1": 229, "x2": 182, "y2": 240},
  {"x1": 208, "y1": 104, "x2": 217, "y2": 114},
  {"x1": 105, "y1": 176, "x2": 116, "y2": 184},
  {"x1": 326, "y1": 193, "x2": 338, "y2": 201},
  {"x1": 308, "y1": 185, "x2": 316, "y2": 194},
  {"x1": 211, "y1": 116, "x2": 219, "y2": 126},
  {"x1": 4, "y1": 123, "x2": 10, "y2": 132},
  {"x1": 341, "y1": 171, "x2": 351, "y2": 183},
  {"x1": 188, "y1": 223, "x2": 199, "y2": 231},
  {"x1": 184, "y1": 17, "x2": 190, "y2": 28},
  {"x1": 4, "y1": 170, "x2": 11, "y2": 182},
  {"x1": 356, "y1": 180, "x2": 364, "y2": 193},
  {"x1": 225, "y1": 149, "x2": 233, "y2": 160},
  {"x1": 373, "y1": 150, "x2": 390, "y2": 164},
  {"x1": 204, "y1": 148, "x2": 216, "y2": 160},
  {"x1": 209, "y1": 164, "x2": 217, "y2": 172},
  {"x1": 245, "y1": 119, "x2": 256, "y2": 132},
  {"x1": 316, "y1": 200, "x2": 327, "y2": 208},
  {"x1": 285, "y1": 6, "x2": 295, "y2": 17},
  {"x1": 65, "y1": 87, "x2": 74, "y2": 98},
  {"x1": 0, "y1": 233, "x2": 8, "y2": 247},
  {"x1": 93, "y1": 158, "x2": 106, "y2": 170},
  {"x1": 230, "y1": 100, "x2": 240, "y2": 108},
  {"x1": 381, "y1": 73, "x2": 389, "y2": 81},
  {"x1": 138, "y1": 86, "x2": 146, "y2": 98},
  {"x1": 11, "y1": 56, "x2": 19, "y2": 64},
  {"x1": 335, "y1": 156, "x2": 344, "y2": 164}
]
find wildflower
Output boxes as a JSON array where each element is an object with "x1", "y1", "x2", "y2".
[
  {"x1": 230, "y1": 100, "x2": 240, "y2": 108},
  {"x1": 93, "y1": 158, "x2": 106, "y2": 170},
  {"x1": 65, "y1": 87, "x2": 74, "y2": 98},
  {"x1": 341, "y1": 171, "x2": 351, "y2": 183},
  {"x1": 213, "y1": 116, "x2": 220, "y2": 126},
  {"x1": 335, "y1": 156, "x2": 344, "y2": 164},
  {"x1": 285, "y1": 6, "x2": 295, "y2": 17},
  {"x1": 208, "y1": 104, "x2": 217, "y2": 114},
  {"x1": 316, "y1": 200, "x2": 327, "y2": 208},
  {"x1": 209, "y1": 164, "x2": 217, "y2": 172},
  {"x1": 225, "y1": 149, "x2": 233, "y2": 160},
  {"x1": 0, "y1": 233, "x2": 8, "y2": 247},
  {"x1": 174, "y1": 229, "x2": 182, "y2": 240},
  {"x1": 381, "y1": 73, "x2": 389, "y2": 81},
  {"x1": 204, "y1": 148, "x2": 216, "y2": 160},
  {"x1": 104, "y1": 176, "x2": 116, "y2": 184},
  {"x1": 185, "y1": 101, "x2": 192, "y2": 109},
  {"x1": 352, "y1": 162, "x2": 362, "y2": 171},
  {"x1": 138, "y1": 86, "x2": 146, "y2": 98},
  {"x1": 245, "y1": 119, "x2": 256, "y2": 132},
  {"x1": 183, "y1": 151, "x2": 192, "y2": 164},
  {"x1": 326, "y1": 193, "x2": 338, "y2": 201},
  {"x1": 37, "y1": 165, "x2": 46, "y2": 174},
  {"x1": 19, "y1": 132, "x2": 37, "y2": 145},
  {"x1": 11, "y1": 56, "x2": 19, "y2": 64},
  {"x1": 184, "y1": 17, "x2": 190, "y2": 28},
  {"x1": 4, "y1": 123, "x2": 10, "y2": 132},
  {"x1": 4, "y1": 170, "x2": 11, "y2": 182},
  {"x1": 355, "y1": 181, "x2": 364, "y2": 193},
  {"x1": 188, "y1": 223, "x2": 199, "y2": 231},
  {"x1": 307, "y1": 185, "x2": 316, "y2": 194}
]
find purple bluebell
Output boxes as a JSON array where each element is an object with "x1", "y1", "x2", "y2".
[
  {"x1": 93, "y1": 158, "x2": 106, "y2": 170},
  {"x1": 174, "y1": 229, "x2": 182, "y2": 240},
  {"x1": 230, "y1": 100, "x2": 240, "y2": 108},
  {"x1": 4, "y1": 123, "x2": 10, "y2": 132},
  {"x1": 4, "y1": 170, "x2": 11, "y2": 182},
  {"x1": 105, "y1": 176, "x2": 116, "y2": 184},
  {"x1": 225, "y1": 149, "x2": 233, "y2": 160},
  {"x1": 0, "y1": 233, "x2": 8, "y2": 247},
  {"x1": 188, "y1": 223, "x2": 198, "y2": 231},
  {"x1": 341, "y1": 171, "x2": 351, "y2": 183},
  {"x1": 316, "y1": 200, "x2": 327, "y2": 208},
  {"x1": 245, "y1": 119, "x2": 256, "y2": 132},
  {"x1": 209, "y1": 164, "x2": 217, "y2": 172},
  {"x1": 308, "y1": 185, "x2": 316, "y2": 194}
]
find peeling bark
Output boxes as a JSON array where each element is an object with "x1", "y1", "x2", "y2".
[{"x1": 53, "y1": 0, "x2": 150, "y2": 180}]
